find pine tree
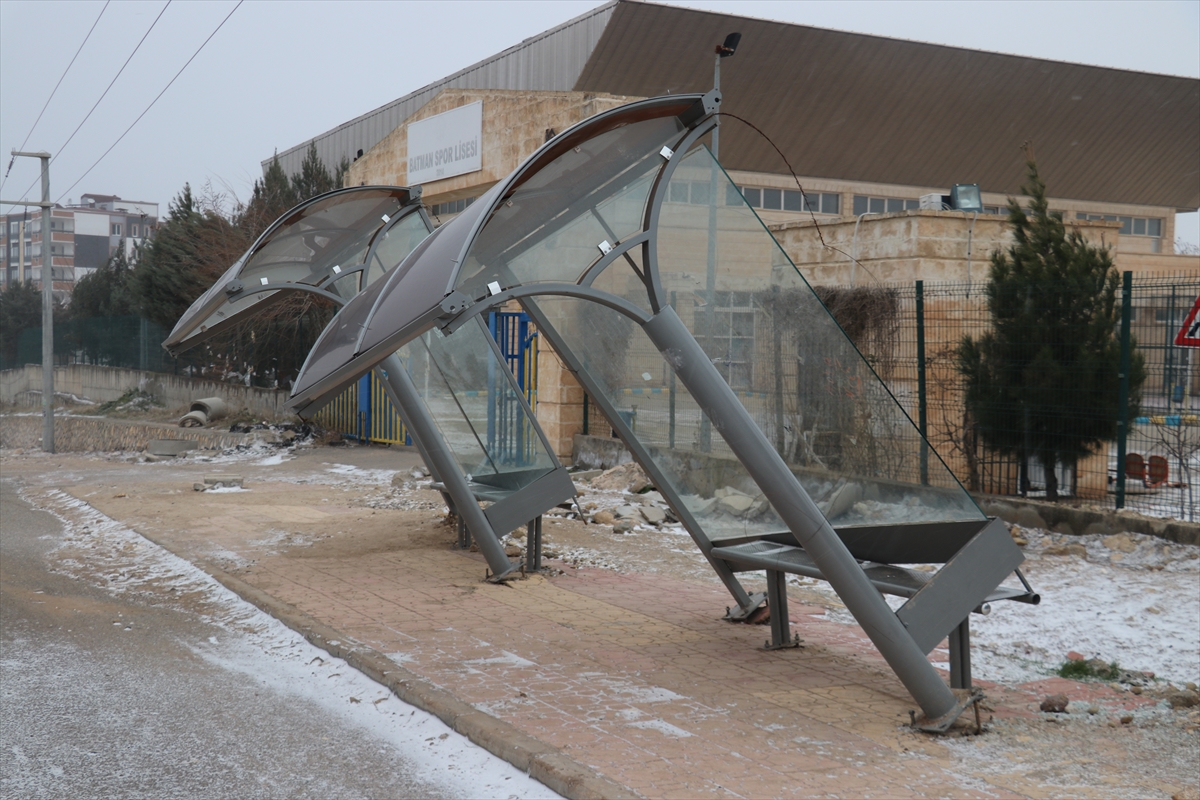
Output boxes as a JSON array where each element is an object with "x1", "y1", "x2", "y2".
[
  {"x1": 291, "y1": 141, "x2": 334, "y2": 201},
  {"x1": 130, "y1": 184, "x2": 238, "y2": 330},
  {"x1": 71, "y1": 242, "x2": 135, "y2": 319},
  {"x1": 957, "y1": 160, "x2": 1145, "y2": 500},
  {"x1": 240, "y1": 153, "x2": 299, "y2": 240}
]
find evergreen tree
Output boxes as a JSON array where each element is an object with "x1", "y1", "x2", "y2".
[
  {"x1": 130, "y1": 184, "x2": 238, "y2": 331},
  {"x1": 240, "y1": 153, "x2": 298, "y2": 240},
  {"x1": 70, "y1": 242, "x2": 136, "y2": 319},
  {"x1": 333, "y1": 156, "x2": 352, "y2": 190},
  {"x1": 957, "y1": 160, "x2": 1145, "y2": 500},
  {"x1": 291, "y1": 141, "x2": 334, "y2": 202},
  {"x1": 0, "y1": 280, "x2": 43, "y2": 366}
]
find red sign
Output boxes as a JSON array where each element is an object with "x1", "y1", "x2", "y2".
[{"x1": 1176, "y1": 296, "x2": 1200, "y2": 348}]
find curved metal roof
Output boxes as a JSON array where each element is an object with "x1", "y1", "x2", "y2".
[
  {"x1": 289, "y1": 94, "x2": 712, "y2": 410},
  {"x1": 163, "y1": 186, "x2": 425, "y2": 356}
]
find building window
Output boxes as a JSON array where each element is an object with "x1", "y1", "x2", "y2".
[
  {"x1": 1076, "y1": 213, "x2": 1162, "y2": 237},
  {"x1": 852, "y1": 195, "x2": 920, "y2": 215},
  {"x1": 706, "y1": 290, "x2": 755, "y2": 389},
  {"x1": 111, "y1": 223, "x2": 122, "y2": 236},
  {"x1": 735, "y1": 186, "x2": 839, "y2": 215},
  {"x1": 430, "y1": 196, "x2": 476, "y2": 217},
  {"x1": 131, "y1": 224, "x2": 139, "y2": 238}
]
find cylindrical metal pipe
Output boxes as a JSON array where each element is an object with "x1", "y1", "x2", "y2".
[
  {"x1": 643, "y1": 305, "x2": 957, "y2": 719},
  {"x1": 377, "y1": 354, "x2": 517, "y2": 580}
]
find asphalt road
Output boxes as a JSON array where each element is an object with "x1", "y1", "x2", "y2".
[{"x1": 0, "y1": 474, "x2": 525, "y2": 799}]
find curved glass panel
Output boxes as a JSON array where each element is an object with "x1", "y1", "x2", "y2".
[
  {"x1": 456, "y1": 116, "x2": 685, "y2": 296},
  {"x1": 654, "y1": 145, "x2": 983, "y2": 525},
  {"x1": 398, "y1": 319, "x2": 558, "y2": 490},
  {"x1": 364, "y1": 211, "x2": 431, "y2": 288},
  {"x1": 165, "y1": 187, "x2": 416, "y2": 353}
]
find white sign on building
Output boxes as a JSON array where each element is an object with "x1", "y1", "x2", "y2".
[{"x1": 406, "y1": 101, "x2": 482, "y2": 185}]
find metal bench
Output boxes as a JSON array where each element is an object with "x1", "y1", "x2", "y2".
[{"x1": 711, "y1": 536, "x2": 1039, "y2": 688}]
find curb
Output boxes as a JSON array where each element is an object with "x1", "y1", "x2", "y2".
[{"x1": 131, "y1": 527, "x2": 640, "y2": 800}]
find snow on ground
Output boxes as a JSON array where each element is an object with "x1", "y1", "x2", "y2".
[
  {"x1": 34, "y1": 489, "x2": 562, "y2": 800},
  {"x1": 966, "y1": 528, "x2": 1200, "y2": 687},
  {"x1": 789, "y1": 528, "x2": 1198, "y2": 687}
]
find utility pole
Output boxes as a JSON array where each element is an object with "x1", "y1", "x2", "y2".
[{"x1": 3, "y1": 150, "x2": 55, "y2": 452}]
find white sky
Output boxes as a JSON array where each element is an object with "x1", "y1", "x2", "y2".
[{"x1": 1, "y1": 0, "x2": 1197, "y2": 246}]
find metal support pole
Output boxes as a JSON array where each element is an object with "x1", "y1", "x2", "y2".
[
  {"x1": 376, "y1": 354, "x2": 517, "y2": 580},
  {"x1": 525, "y1": 516, "x2": 542, "y2": 572},
  {"x1": 916, "y1": 280, "x2": 929, "y2": 485},
  {"x1": 644, "y1": 305, "x2": 958, "y2": 720},
  {"x1": 765, "y1": 570, "x2": 790, "y2": 649},
  {"x1": 669, "y1": 289, "x2": 678, "y2": 449},
  {"x1": 1115, "y1": 271, "x2": 1133, "y2": 510},
  {"x1": 948, "y1": 618, "x2": 972, "y2": 689}
]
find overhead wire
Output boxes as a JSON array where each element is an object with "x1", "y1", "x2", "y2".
[
  {"x1": 1, "y1": 0, "x2": 111, "y2": 193},
  {"x1": 56, "y1": 1, "x2": 244, "y2": 204},
  {"x1": 4, "y1": 0, "x2": 171, "y2": 213},
  {"x1": 717, "y1": 111, "x2": 883, "y2": 284}
]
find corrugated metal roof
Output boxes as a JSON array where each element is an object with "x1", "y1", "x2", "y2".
[
  {"x1": 267, "y1": 1, "x2": 618, "y2": 178},
  {"x1": 574, "y1": 1, "x2": 1199, "y2": 210}
]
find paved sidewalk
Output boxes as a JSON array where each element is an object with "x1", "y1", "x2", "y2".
[{"x1": 7, "y1": 443, "x2": 1197, "y2": 799}]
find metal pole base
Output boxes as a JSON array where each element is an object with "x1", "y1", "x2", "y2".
[
  {"x1": 723, "y1": 592, "x2": 768, "y2": 622},
  {"x1": 911, "y1": 687, "x2": 985, "y2": 735}
]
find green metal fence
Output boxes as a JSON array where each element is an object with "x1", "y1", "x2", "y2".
[{"x1": 583, "y1": 272, "x2": 1199, "y2": 521}]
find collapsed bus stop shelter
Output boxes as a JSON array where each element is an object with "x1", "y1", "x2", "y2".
[
  {"x1": 164, "y1": 185, "x2": 576, "y2": 581},
  {"x1": 286, "y1": 92, "x2": 1038, "y2": 730}
]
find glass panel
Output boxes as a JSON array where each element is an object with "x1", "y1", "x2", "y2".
[
  {"x1": 1148, "y1": 218, "x2": 1162, "y2": 237},
  {"x1": 886, "y1": 198, "x2": 904, "y2": 213},
  {"x1": 904, "y1": 199, "x2": 920, "y2": 211},
  {"x1": 1133, "y1": 218, "x2": 1147, "y2": 235},
  {"x1": 853, "y1": 195, "x2": 868, "y2": 216},
  {"x1": 822, "y1": 194, "x2": 840, "y2": 215},
  {"x1": 653, "y1": 145, "x2": 983, "y2": 527},
  {"x1": 400, "y1": 319, "x2": 558, "y2": 489},
  {"x1": 744, "y1": 188, "x2": 761, "y2": 208},
  {"x1": 167, "y1": 189, "x2": 413, "y2": 351},
  {"x1": 690, "y1": 180, "x2": 712, "y2": 207},
  {"x1": 725, "y1": 184, "x2": 744, "y2": 206},
  {"x1": 670, "y1": 181, "x2": 690, "y2": 203},
  {"x1": 868, "y1": 197, "x2": 885, "y2": 214},
  {"x1": 529, "y1": 295, "x2": 794, "y2": 542},
  {"x1": 783, "y1": 190, "x2": 802, "y2": 212},
  {"x1": 762, "y1": 189, "x2": 782, "y2": 210},
  {"x1": 1118, "y1": 216, "x2": 1132, "y2": 235},
  {"x1": 364, "y1": 212, "x2": 431, "y2": 287},
  {"x1": 456, "y1": 116, "x2": 685, "y2": 295}
]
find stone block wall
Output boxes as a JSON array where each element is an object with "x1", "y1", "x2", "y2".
[
  {"x1": 0, "y1": 414, "x2": 248, "y2": 453},
  {"x1": 346, "y1": 89, "x2": 637, "y2": 203},
  {"x1": 0, "y1": 364, "x2": 293, "y2": 417}
]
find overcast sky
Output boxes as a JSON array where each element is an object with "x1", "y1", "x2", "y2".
[{"x1": 1, "y1": 0, "x2": 1197, "y2": 246}]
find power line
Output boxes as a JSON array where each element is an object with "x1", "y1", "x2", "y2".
[
  {"x1": 3, "y1": 1, "x2": 171, "y2": 213},
  {"x1": 0, "y1": 0, "x2": 111, "y2": 194},
  {"x1": 56, "y1": 1, "x2": 244, "y2": 205}
]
